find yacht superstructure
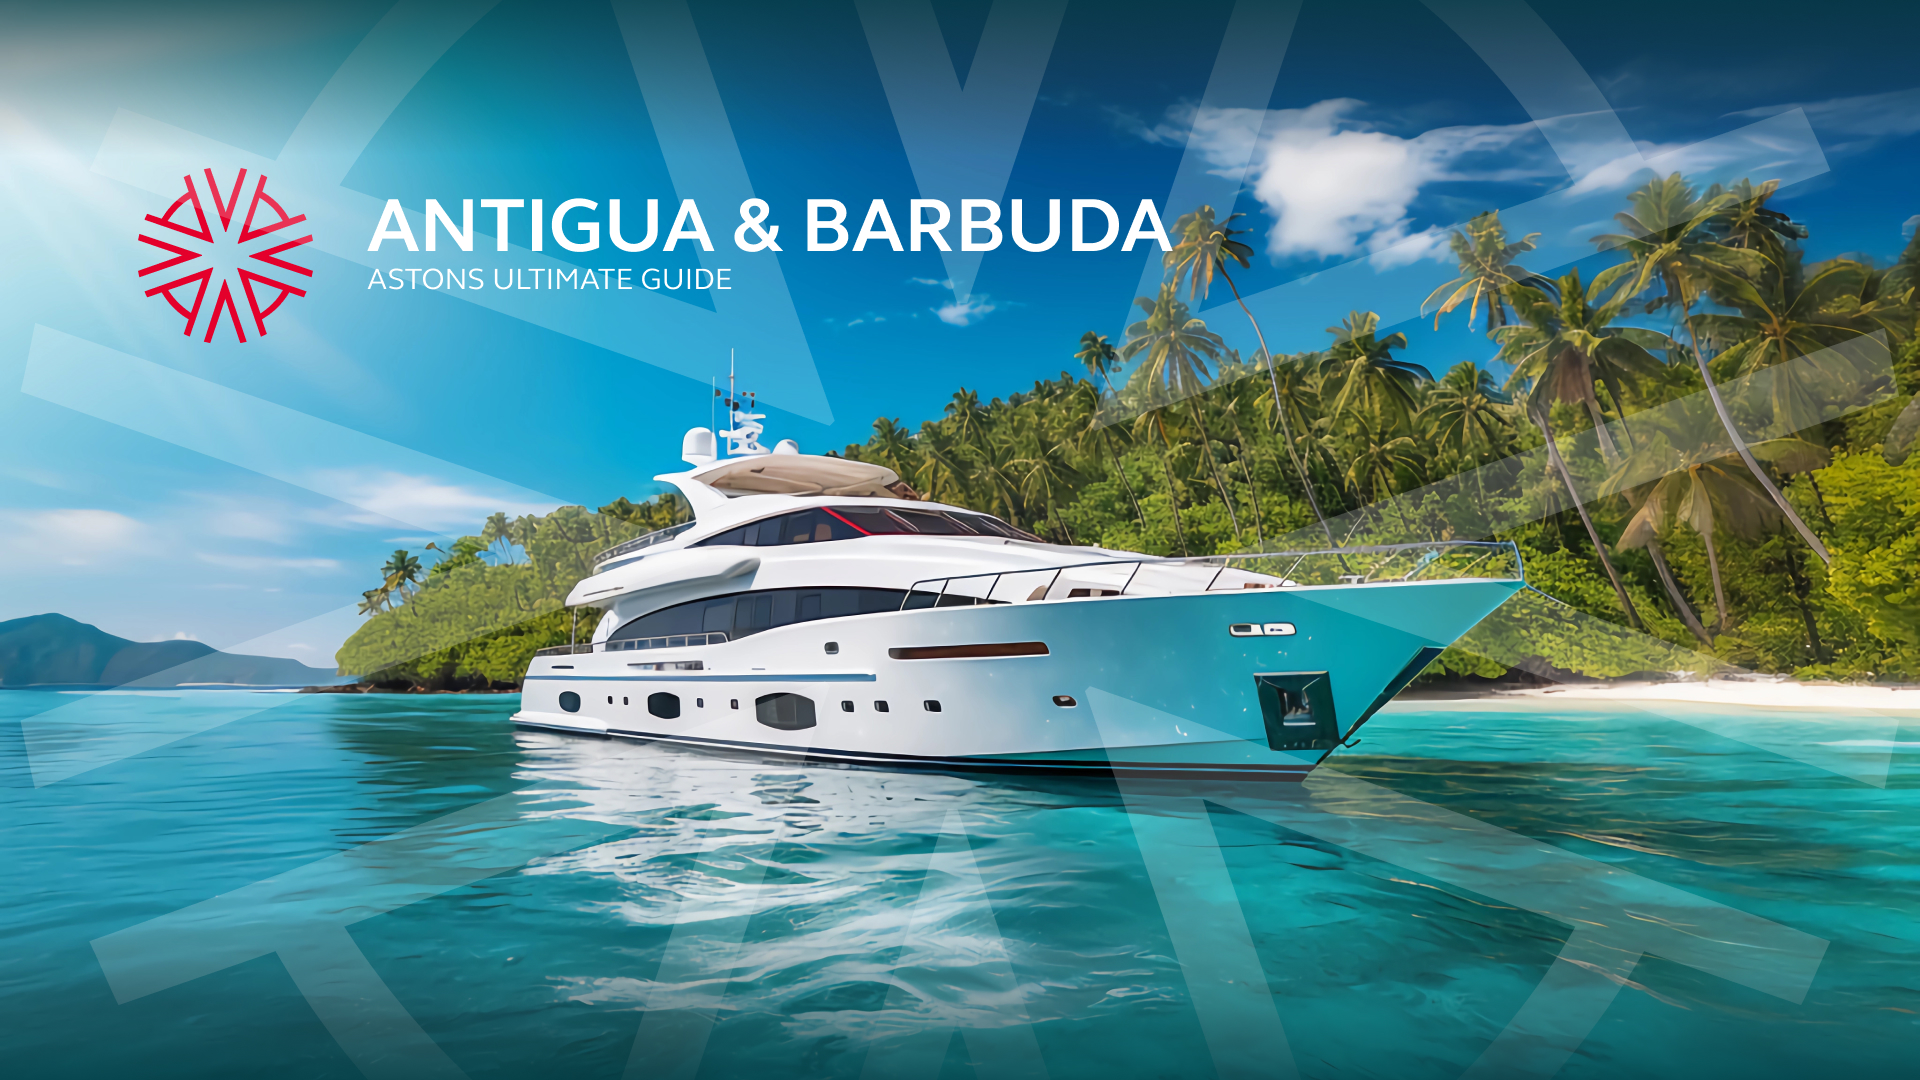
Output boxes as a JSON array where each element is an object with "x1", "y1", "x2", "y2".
[{"x1": 513, "y1": 417, "x2": 1523, "y2": 779}]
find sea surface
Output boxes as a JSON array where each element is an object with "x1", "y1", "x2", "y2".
[{"x1": 3, "y1": 689, "x2": 1918, "y2": 1079}]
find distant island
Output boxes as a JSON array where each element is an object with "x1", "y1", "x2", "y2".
[{"x1": 0, "y1": 613, "x2": 339, "y2": 689}]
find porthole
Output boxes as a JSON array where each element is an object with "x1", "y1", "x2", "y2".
[
  {"x1": 731, "y1": 699, "x2": 739, "y2": 709},
  {"x1": 874, "y1": 700, "x2": 889, "y2": 713},
  {"x1": 648, "y1": 692, "x2": 681, "y2": 720},
  {"x1": 824, "y1": 641, "x2": 839, "y2": 654},
  {"x1": 923, "y1": 700, "x2": 941, "y2": 712},
  {"x1": 756, "y1": 692, "x2": 817, "y2": 731},
  {"x1": 841, "y1": 700, "x2": 855, "y2": 712},
  {"x1": 1053, "y1": 695, "x2": 1077, "y2": 707},
  {"x1": 697, "y1": 697, "x2": 705, "y2": 708},
  {"x1": 622, "y1": 697, "x2": 629, "y2": 705},
  {"x1": 559, "y1": 691, "x2": 580, "y2": 713}
]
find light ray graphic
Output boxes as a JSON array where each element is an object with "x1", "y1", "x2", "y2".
[
  {"x1": 17, "y1": 325, "x2": 571, "y2": 786},
  {"x1": 91, "y1": 791, "x2": 627, "y2": 1077},
  {"x1": 855, "y1": 0, "x2": 1069, "y2": 306},
  {"x1": 21, "y1": 326, "x2": 564, "y2": 532},
  {"x1": 852, "y1": 810, "x2": 1049, "y2": 1080},
  {"x1": 1088, "y1": 688, "x2": 1829, "y2": 1078},
  {"x1": 1121, "y1": 0, "x2": 1305, "y2": 316}
]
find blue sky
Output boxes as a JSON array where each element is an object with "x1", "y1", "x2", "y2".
[{"x1": 2, "y1": 0, "x2": 1917, "y2": 664}]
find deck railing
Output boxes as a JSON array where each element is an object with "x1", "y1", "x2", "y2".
[
  {"x1": 901, "y1": 541, "x2": 1522, "y2": 610},
  {"x1": 532, "y1": 643, "x2": 597, "y2": 657},
  {"x1": 593, "y1": 521, "x2": 696, "y2": 571},
  {"x1": 534, "y1": 631, "x2": 729, "y2": 658},
  {"x1": 605, "y1": 632, "x2": 729, "y2": 652}
]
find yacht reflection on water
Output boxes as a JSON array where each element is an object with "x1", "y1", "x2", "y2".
[{"x1": 515, "y1": 408, "x2": 1524, "y2": 781}]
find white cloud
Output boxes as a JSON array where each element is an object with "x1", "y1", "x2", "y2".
[
  {"x1": 933, "y1": 296, "x2": 997, "y2": 326},
  {"x1": 194, "y1": 553, "x2": 342, "y2": 573},
  {"x1": 299, "y1": 470, "x2": 559, "y2": 533},
  {"x1": 0, "y1": 508, "x2": 149, "y2": 566},
  {"x1": 909, "y1": 275, "x2": 1000, "y2": 325},
  {"x1": 1365, "y1": 222, "x2": 1453, "y2": 270},
  {"x1": 1729, "y1": 87, "x2": 1920, "y2": 146},
  {"x1": 1142, "y1": 98, "x2": 1551, "y2": 261},
  {"x1": 1905, "y1": 214, "x2": 1918, "y2": 240}
]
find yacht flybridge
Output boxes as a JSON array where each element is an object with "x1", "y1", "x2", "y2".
[{"x1": 513, "y1": 412, "x2": 1525, "y2": 779}]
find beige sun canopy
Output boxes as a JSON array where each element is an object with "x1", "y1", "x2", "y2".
[{"x1": 689, "y1": 454, "x2": 902, "y2": 497}]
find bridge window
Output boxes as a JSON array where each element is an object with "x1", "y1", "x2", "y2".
[{"x1": 694, "y1": 506, "x2": 1039, "y2": 547}]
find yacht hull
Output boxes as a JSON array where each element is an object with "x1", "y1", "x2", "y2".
[{"x1": 512, "y1": 578, "x2": 1521, "y2": 780}]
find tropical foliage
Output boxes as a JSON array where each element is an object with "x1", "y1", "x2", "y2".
[
  {"x1": 334, "y1": 498, "x2": 680, "y2": 687},
  {"x1": 339, "y1": 173, "x2": 1920, "y2": 686}
]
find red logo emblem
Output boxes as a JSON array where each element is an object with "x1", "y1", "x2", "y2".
[{"x1": 138, "y1": 169, "x2": 313, "y2": 343}]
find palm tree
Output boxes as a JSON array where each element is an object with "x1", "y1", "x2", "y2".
[
  {"x1": 1008, "y1": 432, "x2": 1082, "y2": 544},
  {"x1": 1122, "y1": 283, "x2": 1242, "y2": 540},
  {"x1": 1494, "y1": 268, "x2": 1668, "y2": 461},
  {"x1": 1319, "y1": 312, "x2": 1427, "y2": 431},
  {"x1": 1494, "y1": 269, "x2": 1712, "y2": 637},
  {"x1": 1211, "y1": 362, "x2": 1270, "y2": 548},
  {"x1": 869, "y1": 417, "x2": 914, "y2": 475},
  {"x1": 1697, "y1": 255, "x2": 1907, "y2": 436},
  {"x1": 1595, "y1": 173, "x2": 1839, "y2": 565},
  {"x1": 508, "y1": 514, "x2": 540, "y2": 561},
  {"x1": 1166, "y1": 205, "x2": 1333, "y2": 545},
  {"x1": 1492, "y1": 287, "x2": 1644, "y2": 627},
  {"x1": 1422, "y1": 210, "x2": 1540, "y2": 331},
  {"x1": 1126, "y1": 406, "x2": 1189, "y2": 555},
  {"x1": 912, "y1": 421, "x2": 971, "y2": 507},
  {"x1": 1707, "y1": 178, "x2": 1807, "y2": 258},
  {"x1": 381, "y1": 549, "x2": 423, "y2": 602},
  {"x1": 1252, "y1": 350, "x2": 1341, "y2": 519},
  {"x1": 1075, "y1": 332, "x2": 1149, "y2": 531},
  {"x1": 945, "y1": 389, "x2": 987, "y2": 449},
  {"x1": 1422, "y1": 361, "x2": 1514, "y2": 508},
  {"x1": 1342, "y1": 414, "x2": 1421, "y2": 524},
  {"x1": 1614, "y1": 410, "x2": 1831, "y2": 631},
  {"x1": 481, "y1": 511, "x2": 511, "y2": 563},
  {"x1": 356, "y1": 589, "x2": 386, "y2": 616}
]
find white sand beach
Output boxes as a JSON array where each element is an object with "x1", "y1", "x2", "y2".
[{"x1": 1495, "y1": 677, "x2": 1920, "y2": 712}]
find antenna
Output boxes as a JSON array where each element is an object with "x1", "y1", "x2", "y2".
[{"x1": 717, "y1": 348, "x2": 767, "y2": 456}]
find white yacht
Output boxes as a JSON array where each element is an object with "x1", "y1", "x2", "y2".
[{"x1": 513, "y1": 411, "x2": 1523, "y2": 780}]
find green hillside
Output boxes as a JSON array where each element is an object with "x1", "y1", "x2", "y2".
[{"x1": 0, "y1": 613, "x2": 337, "y2": 688}]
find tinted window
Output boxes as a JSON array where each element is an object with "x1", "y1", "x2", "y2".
[
  {"x1": 692, "y1": 505, "x2": 1037, "y2": 546},
  {"x1": 610, "y1": 587, "x2": 909, "y2": 644},
  {"x1": 888, "y1": 508, "x2": 969, "y2": 535},
  {"x1": 756, "y1": 693, "x2": 816, "y2": 731},
  {"x1": 696, "y1": 508, "x2": 865, "y2": 547},
  {"x1": 957, "y1": 513, "x2": 1040, "y2": 541},
  {"x1": 829, "y1": 506, "x2": 912, "y2": 534}
]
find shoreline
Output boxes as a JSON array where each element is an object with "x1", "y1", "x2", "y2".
[{"x1": 1406, "y1": 676, "x2": 1920, "y2": 712}]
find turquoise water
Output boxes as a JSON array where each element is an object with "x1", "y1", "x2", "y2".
[{"x1": 3, "y1": 690, "x2": 1918, "y2": 1078}]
